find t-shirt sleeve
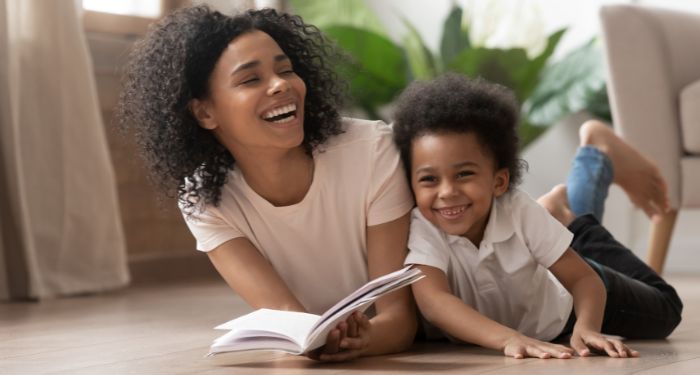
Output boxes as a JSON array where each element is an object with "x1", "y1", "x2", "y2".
[
  {"x1": 180, "y1": 203, "x2": 244, "y2": 252},
  {"x1": 405, "y1": 209, "x2": 451, "y2": 273},
  {"x1": 366, "y1": 122, "x2": 414, "y2": 226},
  {"x1": 515, "y1": 191, "x2": 574, "y2": 268}
]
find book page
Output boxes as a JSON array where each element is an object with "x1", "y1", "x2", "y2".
[
  {"x1": 312, "y1": 266, "x2": 423, "y2": 332},
  {"x1": 304, "y1": 267, "x2": 424, "y2": 350},
  {"x1": 214, "y1": 309, "x2": 320, "y2": 348}
]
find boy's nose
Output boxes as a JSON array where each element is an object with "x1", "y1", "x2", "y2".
[{"x1": 438, "y1": 182, "x2": 458, "y2": 198}]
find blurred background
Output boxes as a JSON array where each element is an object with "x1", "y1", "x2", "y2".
[{"x1": 1, "y1": 0, "x2": 698, "y2": 301}]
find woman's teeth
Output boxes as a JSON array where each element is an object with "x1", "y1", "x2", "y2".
[{"x1": 262, "y1": 104, "x2": 296, "y2": 122}]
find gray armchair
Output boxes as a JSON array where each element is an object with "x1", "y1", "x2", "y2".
[{"x1": 600, "y1": 4, "x2": 700, "y2": 273}]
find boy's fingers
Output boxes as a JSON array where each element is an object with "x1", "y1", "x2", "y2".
[
  {"x1": 611, "y1": 340, "x2": 629, "y2": 358},
  {"x1": 512, "y1": 348, "x2": 525, "y2": 359},
  {"x1": 526, "y1": 346, "x2": 549, "y2": 359},
  {"x1": 570, "y1": 337, "x2": 589, "y2": 357},
  {"x1": 596, "y1": 339, "x2": 619, "y2": 358}
]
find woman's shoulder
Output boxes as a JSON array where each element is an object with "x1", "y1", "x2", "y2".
[{"x1": 318, "y1": 117, "x2": 392, "y2": 150}]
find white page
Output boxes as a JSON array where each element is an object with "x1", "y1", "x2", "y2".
[
  {"x1": 209, "y1": 332, "x2": 303, "y2": 354},
  {"x1": 214, "y1": 309, "x2": 320, "y2": 346},
  {"x1": 313, "y1": 266, "x2": 416, "y2": 330}
]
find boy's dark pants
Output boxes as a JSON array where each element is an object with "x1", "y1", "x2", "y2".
[{"x1": 559, "y1": 214, "x2": 683, "y2": 339}]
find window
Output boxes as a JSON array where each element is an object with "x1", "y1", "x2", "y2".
[{"x1": 82, "y1": 0, "x2": 162, "y2": 18}]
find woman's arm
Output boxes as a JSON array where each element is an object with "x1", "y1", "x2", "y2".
[
  {"x1": 413, "y1": 265, "x2": 573, "y2": 359},
  {"x1": 549, "y1": 248, "x2": 638, "y2": 357},
  {"x1": 208, "y1": 238, "x2": 354, "y2": 357},
  {"x1": 319, "y1": 212, "x2": 417, "y2": 361},
  {"x1": 207, "y1": 237, "x2": 306, "y2": 311},
  {"x1": 365, "y1": 212, "x2": 417, "y2": 354}
]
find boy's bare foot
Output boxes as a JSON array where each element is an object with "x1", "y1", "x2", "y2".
[
  {"x1": 579, "y1": 120, "x2": 670, "y2": 221},
  {"x1": 537, "y1": 184, "x2": 576, "y2": 226}
]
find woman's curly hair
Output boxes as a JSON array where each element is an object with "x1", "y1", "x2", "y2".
[
  {"x1": 116, "y1": 5, "x2": 346, "y2": 214},
  {"x1": 392, "y1": 73, "x2": 527, "y2": 190}
]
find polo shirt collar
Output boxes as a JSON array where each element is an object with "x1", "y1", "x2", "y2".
[{"x1": 446, "y1": 194, "x2": 515, "y2": 249}]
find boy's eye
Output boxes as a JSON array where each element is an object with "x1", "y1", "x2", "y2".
[
  {"x1": 456, "y1": 170, "x2": 475, "y2": 178},
  {"x1": 417, "y1": 175, "x2": 437, "y2": 184}
]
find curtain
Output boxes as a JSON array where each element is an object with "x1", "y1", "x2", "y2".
[{"x1": 0, "y1": 0, "x2": 129, "y2": 300}]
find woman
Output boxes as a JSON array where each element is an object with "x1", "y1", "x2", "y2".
[{"x1": 117, "y1": 5, "x2": 416, "y2": 361}]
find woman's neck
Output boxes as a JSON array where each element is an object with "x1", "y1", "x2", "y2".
[{"x1": 234, "y1": 146, "x2": 314, "y2": 207}]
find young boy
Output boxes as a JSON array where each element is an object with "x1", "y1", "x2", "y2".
[{"x1": 392, "y1": 73, "x2": 682, "y2": 359}]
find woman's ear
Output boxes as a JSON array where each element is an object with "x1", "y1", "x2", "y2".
[
  {"x1": 493, "y1": 168, "x2": 510, "y2": 197},
  {"x1": 189, "y1": 98, "x2": 218, "y2": 130}
]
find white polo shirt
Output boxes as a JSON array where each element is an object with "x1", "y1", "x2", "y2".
[
  {"x1": 406, "y1": 189, "x2": 574, "y2": 341},
  {"x1": 182, "y1": 118, "x2": 414, "y2": 314}
]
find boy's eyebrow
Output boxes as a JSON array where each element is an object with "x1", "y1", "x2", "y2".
[
  {"x1": 231, "y1": 54, "x2": 290, "y2": 75},
  {"x1": 414, "y1": 161, "x2": 478, "y2": 174},
  {"x1": 452, "y1": 161, "x2": 478, "y2": 168},
  {"x1": 416, "y1": 160, "x2": 479, "y2": 173}
]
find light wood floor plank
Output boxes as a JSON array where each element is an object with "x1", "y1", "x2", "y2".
[{"x1": 1, "y1": 276, "x2": 699, "y2": 374}]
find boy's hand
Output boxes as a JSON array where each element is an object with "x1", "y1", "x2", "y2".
[
  {"x1": 503, "y1": 334, "x2": 574, "y2": 359},
  {"x1": 308, "y1": 311, "x2": 372, "y2": 362},
  {"x1": 570, "y1": 328, "x2": 640, "y2": 358}
]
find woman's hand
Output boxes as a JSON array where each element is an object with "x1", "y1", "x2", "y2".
[
  {"x1": 503, "y1": 334, "x2": 574, "y2": 359},
  {"x1": 307, "y1": 311, "x2": 372, "y2": 362},
  {"x1": 570, "y1": 328, "x2": 639, "y2": 358}
]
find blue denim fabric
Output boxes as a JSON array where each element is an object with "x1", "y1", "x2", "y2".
[{"x1": 566, "y1": 146, "x2": 613, "y2": 222}]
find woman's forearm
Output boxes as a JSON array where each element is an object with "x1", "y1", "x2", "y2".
[{"x1": 364, "y1": 293, "x2": 417, "y2": 355}]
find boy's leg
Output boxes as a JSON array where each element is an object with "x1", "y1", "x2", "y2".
[
  {"x1": 569, "y1": 215, "x2": 683, "y2": 339},
  {"x1": 565, "y1": 145, "x2": 612, "y2": 222},
  {"x1": 539, "y1": 187, "x2": 682, "y2": 339},
  {"x1": 572, "y1": 120, "x2": 669, "y2": 221}
]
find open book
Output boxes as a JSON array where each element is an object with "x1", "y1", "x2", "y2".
[{"x1": 208, "y1": 266, "x2": 424, "y2": 356}]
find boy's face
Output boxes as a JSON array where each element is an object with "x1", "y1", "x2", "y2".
[{"x1": 411, "y1": 132, "x2": 509, "y2": 245}]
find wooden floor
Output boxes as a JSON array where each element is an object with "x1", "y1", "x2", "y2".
[{"x1": 2, "y1": 275, "x2": 700, "y2": 375}]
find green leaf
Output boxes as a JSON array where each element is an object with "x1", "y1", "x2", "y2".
[
  {"x1": 516, "y1": 28, "x2": 566, "y2": 103},
  {"x1": 289, "y1": 0, "x2": 385, "y2": 35},
  {"x1": 519, "y1": 120, "x2": 549, "y2": 149},
  {"x1": 323, "y1": 25, "x2": 408, "y2": 116},
  {"x1": 402, "y1": 18, "x2": 437, "y2": 80},
  {"x1": 447, "y1": 47, "x2": 531, "y2": 102},
  {"x1": 524, "y1": 39, "x2": 607, "y2": 126},
  {"x1": 440, "y1": 6, "x2": 471, "y2": 70}
]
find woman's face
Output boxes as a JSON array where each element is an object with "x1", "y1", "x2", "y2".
[{"x1": 193, "y1": 30, "x2": 307, "y2": 156}]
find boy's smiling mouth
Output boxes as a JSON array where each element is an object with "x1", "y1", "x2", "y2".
[{"x1": 434, "y1": 205, "x2": 469, "y2": 219}]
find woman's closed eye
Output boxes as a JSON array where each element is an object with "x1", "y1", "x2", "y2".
[
  {"x1": 278, "y1": 68, "x2": 295, "y2": 75},
  {"x1": 238, "y1": 76, "x2": 259, "y2": 85}
]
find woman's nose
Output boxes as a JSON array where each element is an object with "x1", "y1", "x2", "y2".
[{"x1": 267, "y1": 75, "x2": 290, "y2": 96}]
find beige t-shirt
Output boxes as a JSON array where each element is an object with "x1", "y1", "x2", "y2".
[
  {"x1": 406, "y1": 189, "x2": 574, "y2": 341},
  {"x1": 183, "y1": 118, "x2": 414, "y2": 314}
]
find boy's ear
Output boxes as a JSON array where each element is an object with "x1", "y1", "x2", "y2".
[
  {"x1": 493, "y1": 168, "x2": 510, "y2": 197},
  {"x1": 189, "y1": 98, "x2": 218, "y2": 130}
]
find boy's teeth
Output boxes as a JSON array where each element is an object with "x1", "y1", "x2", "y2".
[
  {"x1": 263, "y1": 104, "x2": 296, "y2": 120},
  {"x1": 439, "y1": 206, "x2": 465, "y2": 215}
]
